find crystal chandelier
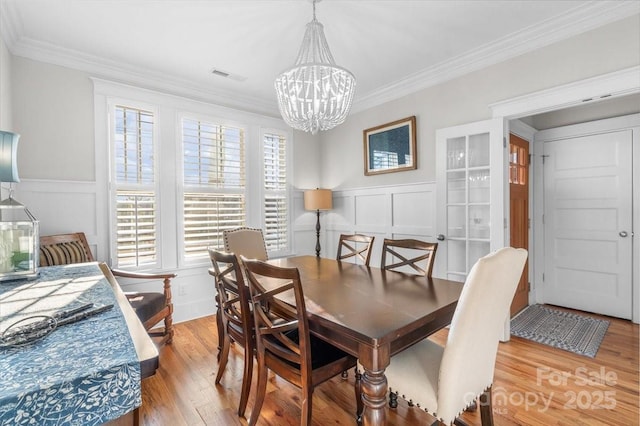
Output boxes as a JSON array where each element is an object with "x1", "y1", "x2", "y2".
[{"x1": 274, "y1": 0, "x2": 356, "y2": 135}]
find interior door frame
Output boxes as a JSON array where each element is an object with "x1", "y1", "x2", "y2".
[{"x1": 490, "y1": 66, "x2": 640, "y2": 323}]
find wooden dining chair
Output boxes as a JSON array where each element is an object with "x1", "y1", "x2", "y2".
[
  {"x1": 39, "y1": 232, "x2": 177, "y2": 345},
  {"x1": 241, "y1": 256, "x2": 361, "y2": 426},
  {"x1": 223, "y1": 227, "x2": 268, "y2": 261},
  {"x1": 381, "y1": 238, "x2": 438, "y2": 277},
  {"x1": 384, "y1": 247, "x2": 528, "y2": 425},
  {"x1": 208, "y1": 249, "x2": 254, "y2": 417},
  {"x1": 336, "y1": 233, "x2": 375, "y2": 266}
]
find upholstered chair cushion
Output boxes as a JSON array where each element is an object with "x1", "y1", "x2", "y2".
[
  {"x1": 385, "y1": 247, "x2": 528, "y2": 424},
  {"x1": 126, "y1": 292, "x2": 167, "y2": 325},
  {"x1": 39, "y1": 241, "x2": 92, "y2": 266}
]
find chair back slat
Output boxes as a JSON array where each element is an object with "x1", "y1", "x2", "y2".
[
  {"x1": 381, "y1": 238, "x2": 438, "y2": 277},
  {"x1": 39, "y1": 232, "x2": 95, "y2": 266},
  {"x1": 209, "y1": 249, "x2": 253, "y2": 344},
  {"x1": 336, "y1": 234, "x2": 375, "y2": 266},
  {"x1": 242, "y1": 257, "x2": 312, "y2": 373}
]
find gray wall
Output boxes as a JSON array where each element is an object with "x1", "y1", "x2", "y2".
[
  {"x1": 0, "y1": 31, "x2": 12, "y2": 130},
  {"x1": 4, "y1": 14, "x2": 640, "y2": 195},
  {"x1": 319, "y1": 15, "x2": 640, "y2": 189}
]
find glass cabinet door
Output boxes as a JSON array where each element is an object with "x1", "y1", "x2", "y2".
[{"x1": 436, "y1": 118, "x2": 504, "y2": 281}]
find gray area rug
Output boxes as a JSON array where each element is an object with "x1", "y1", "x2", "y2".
[{"x1": 510, "y1": 304, "x2": 609, "y2": 358}]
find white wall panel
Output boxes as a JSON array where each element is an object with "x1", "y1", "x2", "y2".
[{"x1": 311, "y1": 182, "x2": 437, "y2": 267}]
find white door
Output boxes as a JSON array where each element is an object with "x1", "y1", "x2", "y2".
[
  {"x1": 543, "y1": 130, "x2": 632, "y2": 319},
  {"x1": 435, "y1": 118, "x2": 505, "y2": 281}
]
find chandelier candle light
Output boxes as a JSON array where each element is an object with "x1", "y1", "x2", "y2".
[
  {"x1": 274, "y1": 0, "x2": 356, "y2": 134},
  {"x1": 303, "y1": 188, "x2": 332, "y2": 257}
]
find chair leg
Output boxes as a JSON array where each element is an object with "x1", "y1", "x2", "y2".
[
  {"x1": 248, "y1": 360, "x2": 268, "y2": 426},
  {"x1": 355, "y1": 368, "x2": 363, "y2": 424},
  {"x1": 215, "y1": 299, "x2": 223, "y2": 360},
  {"x1": 164, "y1": 306, "x2": 174, "y2": 344},
  {"x1": 479, "y1": 387, "x2": 494, "y2": 426},
  {"x1": 237, "y1": 345, "x2": 253, "y2": 417},
  {"x1": 300, "y1": 386, "x2": 313, "y2": 426},
  {"x1": 133, "y1": 407, "x2": 140, "y2": 426},
  {"x1": 215, "y1": 334, "x2": 230, "y2": 385}
]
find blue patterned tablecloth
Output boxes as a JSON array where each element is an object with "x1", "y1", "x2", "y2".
[{"x1": 0, "y1": 263, "x2": 141, "y2": 426}]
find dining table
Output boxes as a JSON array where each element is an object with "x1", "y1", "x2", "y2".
[{"x1": 266, "y1": 255, "x2": 464, "y2": 426}]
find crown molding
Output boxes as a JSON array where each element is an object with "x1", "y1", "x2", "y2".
[
  {"x1": 490, "y1": 66, "x2": 640, "y2": 118},
  {"x1": 0, "y1": 1, "x2": 21, "y2": 47},
  {"x1": 1, "y1": 1, "x2": 638, "y2": 117},
  {"x1": 351, "y1": 0, "x2": 640, "y2": 114}
]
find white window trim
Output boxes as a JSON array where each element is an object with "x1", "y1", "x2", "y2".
[
  {"x1": 260, "y1": 126, "x2": 293, "y2": 259},
  {"x1": 93, "y1": 78, "x2": 293, "y2": 272},
  {"x1": 106, "y1": 97, "x2": 163, "y2": 271}
]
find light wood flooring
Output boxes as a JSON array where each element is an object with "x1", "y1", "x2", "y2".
[{"x1": 139, "y1": 307, "x2": 639, "y2": 425}]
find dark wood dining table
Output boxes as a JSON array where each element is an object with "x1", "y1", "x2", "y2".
[{"x1": 266, "y1": 255, "x2": 464, "y2": 426}]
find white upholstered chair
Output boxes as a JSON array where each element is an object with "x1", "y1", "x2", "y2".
[
  {"x1": 223, "y1": 227, "x2": 268, "y2": 261},
  {"x1": 385, "y1": 247, "x2": 528, "y2": 426}
]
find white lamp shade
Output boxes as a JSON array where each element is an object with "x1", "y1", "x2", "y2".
[
  {"x1": 0, "y1": 131, "x2": 20, "y2": 183},
  {"x1": 304, "y1": 188, "x2": 332, "y2": 211}
]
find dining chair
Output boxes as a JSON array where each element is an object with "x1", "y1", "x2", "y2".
[
  {"x1": 208, "y1": 249, "x2": 254, "y2": 417},
  {"x1": 384, "y1": 247, "x2": 528, "y2": 426},
  {"x1": 336, "y1": 233, "x2": 375, "y2": 266},
  {"x1": 223, "y1": 227, "x2": 268, "y2": 261},
  {"x1": 39, "y1": 232, "x2": 177, "y2": 345},
  {"x1": 241, "y1": 256, "x2": 361, "y2": 426},
  {"x1": 381, "y1": 238, "x2": 438, "y2": 277}
]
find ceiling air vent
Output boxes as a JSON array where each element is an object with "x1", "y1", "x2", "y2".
[{"x1": 210, "y1": 68, "x2": 246, "y2": 82}]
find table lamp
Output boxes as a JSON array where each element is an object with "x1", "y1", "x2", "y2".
[{"x1": 303, "y1": 188, "x2": 332, "y2": 257}]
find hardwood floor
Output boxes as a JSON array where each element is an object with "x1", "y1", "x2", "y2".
[{"x1": 139, "y1": 308, "x2": 639, "y2": 425}]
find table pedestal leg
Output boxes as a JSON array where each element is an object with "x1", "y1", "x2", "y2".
[{"x1": 361, "y1": 368, "x2": 387, "y2": 426}]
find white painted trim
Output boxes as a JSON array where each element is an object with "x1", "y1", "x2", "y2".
[
  {"x1": 509, "y1": 119, "x2": 537, "y2": 141},
  {"x1": 3, "y1": 0, "x2": 637, "y2": 117},
  {"x1": 355, "y1": 4, "x2": 640, "y2": 113},
  {"x1": 490, "y1": 66, "x2": 640, "y2": 119}
]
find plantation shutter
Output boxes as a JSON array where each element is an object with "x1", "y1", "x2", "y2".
[
  {"x1": 263, "y1": 132, "x2": 288, "y2": 252},
  {"x1": 182, "y1": 119, "x2": 246, "y2": 258},
  {"x1": 113, "y1": 106, "x2": 157, "y2": 267}
]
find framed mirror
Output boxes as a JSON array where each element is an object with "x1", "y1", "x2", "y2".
[{"x1": 363, "y1": 116, "x2": 417, "y2": 176}]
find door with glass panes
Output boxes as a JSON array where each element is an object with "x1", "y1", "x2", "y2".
[{"x1": 435, "y1": 118, "x2": 505, "y2": 281}]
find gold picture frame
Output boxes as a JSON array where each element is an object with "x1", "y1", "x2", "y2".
[{"x1": 363, "y1": 116, "x2": 417, "y2": 176}]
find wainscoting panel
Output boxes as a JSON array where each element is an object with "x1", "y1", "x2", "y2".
[
  {"x1": 15, "y1": 180, "x2": 438, "y2": 324},
  {"x1": 11, "y1": 180, "x2": 101, "y2": 257},
  {"x1": 302, "y1": 182, "x2": 438, "y2": 268}
]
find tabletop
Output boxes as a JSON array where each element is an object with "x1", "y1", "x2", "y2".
[
  {"x1": 266, "y1": 255, "x2": 464, "y2": 426},
  {"x1": 0, "y1": 263, "x2": 143, "y2": 426}
]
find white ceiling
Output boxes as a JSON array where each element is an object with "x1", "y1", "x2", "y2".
[{"x1": 1, "y1": 0, "x2": 638, "y2": 117}]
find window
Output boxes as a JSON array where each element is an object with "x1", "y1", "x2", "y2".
[
  {"x1": 112, "y1": 106, "x2": 157, "y2": 267},
  {"x1": 263, "y1": 132, "x2": 288, "y2": 252},
  {"x1": 182, "y1": 118, "x2": 246, "y2": 259},
  {"x1": 103, "y1": 84, "x2": 292, "y2": 272}
]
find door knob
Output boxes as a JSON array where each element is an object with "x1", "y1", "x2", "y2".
[
  {"x1": 436, "y1": 234, "x2": 445, "y2": 241},
  {"x1": 619, "y1": 231, "x2": 628, "y2": 237}
]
